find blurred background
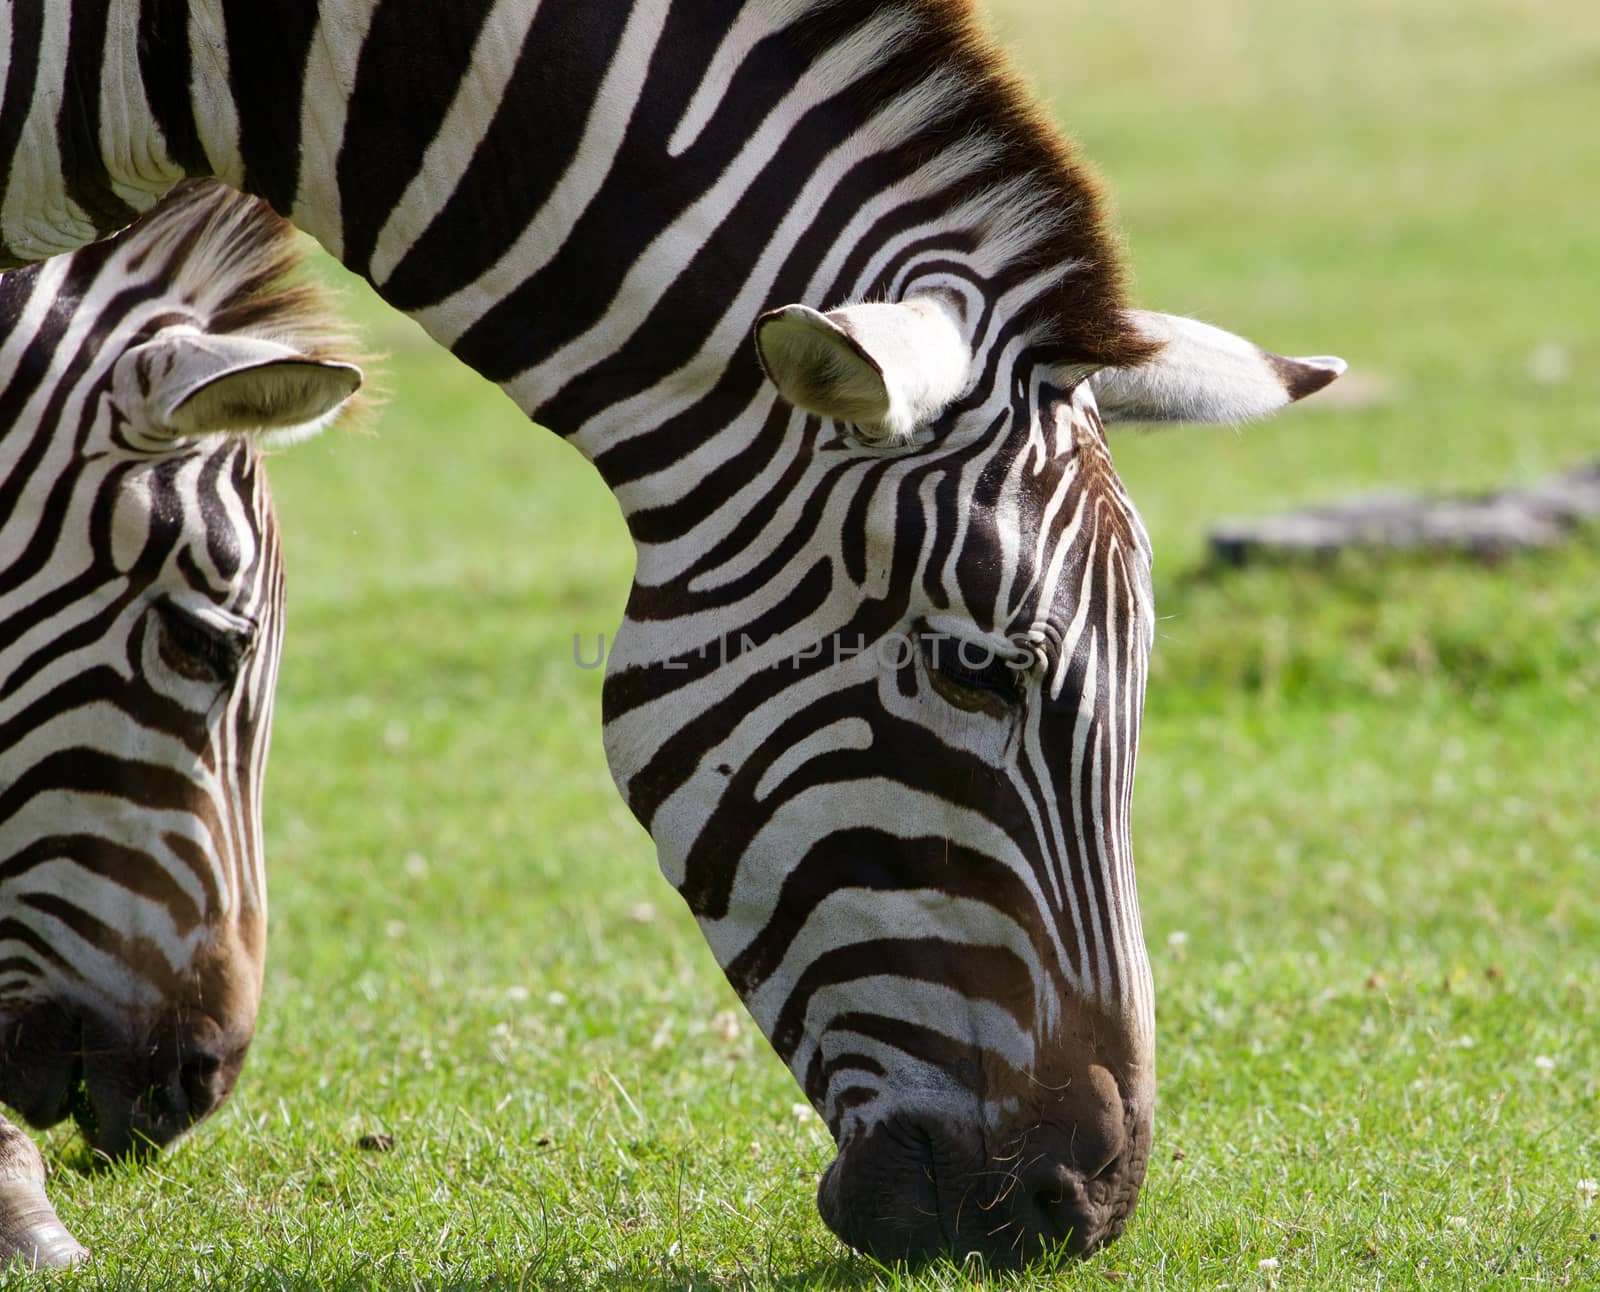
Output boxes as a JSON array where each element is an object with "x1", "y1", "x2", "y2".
[{"x1": 60, "y1": 1, "x2": 1598, "y2": 1286}]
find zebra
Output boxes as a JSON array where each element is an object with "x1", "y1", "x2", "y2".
[
  {"x1": 0, "y1": 0, "x2": 1343, "y2": 1265},
  {"x1": 0, "y1": 179, "x2": 362, "y2": 1269}
]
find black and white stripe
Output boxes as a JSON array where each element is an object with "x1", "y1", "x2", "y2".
[
  {"x1": 0, "y1": 1, "x2": 1341, "y2": 1265},
  {"x1": 0, "y1": 180, "x2": 360, "y2": 1269}
]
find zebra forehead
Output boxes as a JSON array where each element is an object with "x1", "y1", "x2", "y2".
[{"x1": 909, "y1": 385, "x2": 1142, "y2": 604}]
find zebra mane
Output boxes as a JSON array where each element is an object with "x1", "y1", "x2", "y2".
[
  {"x1": 114, "y1": 180, "x2": 370, "y2": 422},
  {"x1": 785, "y1": 0, "x2": 1159, "y2": 370}
]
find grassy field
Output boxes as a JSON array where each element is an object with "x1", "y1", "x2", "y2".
[{"x1": 30, "y1": 0, "x2": 1600, "y2": 1287}]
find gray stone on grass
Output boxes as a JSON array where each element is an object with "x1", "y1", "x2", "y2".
[{"x1": 1210, "y1": 462, "x2": 1600, "y2": 565}]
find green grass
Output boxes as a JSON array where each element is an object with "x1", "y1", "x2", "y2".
[{"x1": 23, "y1": 0, "x2": 1600, "y2": 1287}]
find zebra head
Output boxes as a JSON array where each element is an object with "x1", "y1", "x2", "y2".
[
  {"x1": 605, "y1": 292, "x2": 1341, "y2": 1262},
  {"x1": 0, "y1": 182, "x2": 360, "y2": 1161}
]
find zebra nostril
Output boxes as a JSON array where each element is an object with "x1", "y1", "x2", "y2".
[
  {"x1": 1026, "y1": 1160, "x2": 1074, "y2": 1213},
  {"x1": 177, "y1": 1051, "x2": 225, "y2": 1118},
  {"x1": 1018, "y1": 1156, "x2": 1094, "y2": 1245}
]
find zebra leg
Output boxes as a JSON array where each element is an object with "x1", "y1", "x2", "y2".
[{"x1": 0, "y1": 1116, "x2": 88, "y2": 1269}]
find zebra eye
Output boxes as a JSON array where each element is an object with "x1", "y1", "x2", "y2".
[
  {"x1": 919, "y1": 629, "x2": 1025, "y2": 711},
  {"x1": 154, "y1": 601, "x2": 252, "y2": 684}
]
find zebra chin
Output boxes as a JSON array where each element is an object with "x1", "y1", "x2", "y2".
[
  {"x1": 0, "y1": 1000, "x2": 251, "y2": 1161},
  {"x1": 814, "y1": 1087, "x2": 1152, "y2": 1269}
]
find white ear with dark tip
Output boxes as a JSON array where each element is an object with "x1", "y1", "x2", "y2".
[
  {"x1": 1090, "y1": 310, "x2": 1345, "y2": 425},
  {"x1": 755, "y1": 297, "x2": 972, "y2": 444},
  {"x1": 116, "y1": 330, "x2": 362, "y2": 442}
]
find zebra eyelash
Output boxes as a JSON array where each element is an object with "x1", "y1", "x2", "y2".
[
  {"x1": 153, "y1": 600, "x2": 254, "y2": 685},
  {"x1": 916, "y1": 624, "x2": 1028, "y2": 710}
]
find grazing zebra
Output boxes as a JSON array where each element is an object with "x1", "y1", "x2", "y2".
[
  {"x1": 0, "y1": 0, "x2": 1342, "y2": 1265},
  {"x1": 0, "y1": 180, "x2": 362, "y2": 1269}
]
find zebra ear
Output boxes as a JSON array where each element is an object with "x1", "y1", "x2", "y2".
[
  {"x1": 755, "y1": 299, "x2": 971, "y2": 444},
  {"x1": 1090, "y1": 310, "x2": 1345, "y2": 425},
  {"x1": 117, "y1": 331, "x2": 362, "y2": 442}
]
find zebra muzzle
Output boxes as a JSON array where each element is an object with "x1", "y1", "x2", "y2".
[
  {"x1": 73, "y1": 1011, "x2": 248, "y2": 1161},
  {"x1": 0, "y1": 1002, "x2": 247, "y2": 1160},
  {"x1": 814, "y1": 1082, "x2": 1150, "y2": 1268}
]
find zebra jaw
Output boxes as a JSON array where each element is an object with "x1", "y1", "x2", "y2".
[{"x1": 754, "y1": 297, "x2": 973, "y2": 446}]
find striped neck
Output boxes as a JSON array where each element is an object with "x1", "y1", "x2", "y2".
[{"x1": 20, "y1": 3, "x2": 1146, "y2": 495}]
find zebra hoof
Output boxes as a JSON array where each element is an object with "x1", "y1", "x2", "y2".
[
  {"x1": 0, "y1": 1220, "x2": 90, "y2": 1271},
  {"x1": 0, "y1": 1141, "x2": 91, "y2": 1270}
]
